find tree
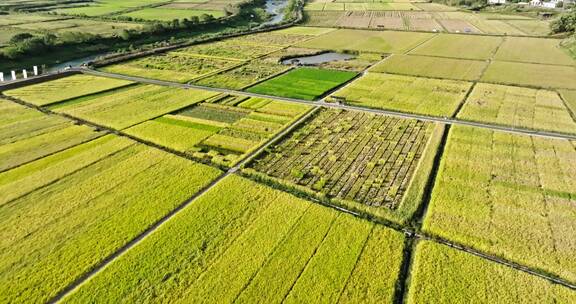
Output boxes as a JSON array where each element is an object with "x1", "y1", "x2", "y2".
[
  {"x1": 551, "y1": 9, "x2": 576, "y2": 33},
  {"x1": 199, "y1": 13, "x2": 215, "y2": 23},
  {"x1": 9, "y1": 33, "x2": 34, "y2": 44}
]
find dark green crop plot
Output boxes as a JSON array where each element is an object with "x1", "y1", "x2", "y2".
[{"x1": 246, "y1": 67, "x2": 358, "y2": 101}]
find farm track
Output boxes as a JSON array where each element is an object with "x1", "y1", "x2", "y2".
[
  {"x1": 2, "y1": 69, "x2": 576, "y2": 300},
  {"x1": 49, "y1": 68, "x2": 573, "y2": 141}
]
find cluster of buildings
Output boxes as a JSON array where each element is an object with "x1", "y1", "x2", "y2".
[{"x1": 487, "y1": 0, "x2": 574, "y2": 8}]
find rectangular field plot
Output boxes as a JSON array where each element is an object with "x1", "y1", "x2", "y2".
[
  {"x1": 0, "y1": 137, "x2": 221, "y2": 303},
  {"x1": 125, "y1": 96, "x2": 311, "y2": 166},
  {"x1": 246, "y1": 67, "x2": 357, "y2": 101},
  {"x1": 409, "y1": 34, "x2": 503, "y2": 60},
  {"x1": 494, "y1": 37, "x2": 575, "y2": 66},
  {"x1": 194, "y1": 60, "x2": 290, "y2": 89},
  {"x1": 13, "y1": 19, "x2": 144, "y2": 37},
  {"x1": 228, "y1": 31, "x2": 313, "y2": 47},
  {"x1": 50, "y1": 84, "x2": 218, "y2": 129},
  {"x1": 407, "y1": 241, "x2": 576, "y2": 304},
  {"x1": 332, "y1": 73, "x2": 472, "y2": 117},
  {"x1": 101, "y1": 53, "x2": 240, "y2": 83},
  {"x1": 302, "y1": 11, "x2": 343, "y2": 27},
  {"x1": 481, "y1": 61, "x2": 576, "y2": 90},
  {"x1": 560, "y1": 90, "x2": 576, "y2": 114},
  {"x1": 423, "y1": 126, "x2": 576, "y2": 284},
  {"x1": 458, "y1": 83, "x2": 576, "y2": 134},
  {"x1": 2, "y1": 74, "x2": 133, "y2": 106},
  {"x1": 63, "y1": 175, "x2": 405, "y2": 303},
  {"x1": 177, "y1": 40, "x2": 281, "y2": 60},
  {"x1": 0, "y1": 100, "x2": 104, "y2": 172},
  {"x1": 246, "y1": 108, "x2": 445, "y2": 224},
  {"x1": 371, "y1": 54, "x2": 487, "y2": 81},
  {"x1": 297, "y1": 29, "x2": 435, "y2": 54}
]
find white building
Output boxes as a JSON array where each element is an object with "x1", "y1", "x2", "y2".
[{"x1": 488, "y1": 0, "x2": 507, "y2": 4}]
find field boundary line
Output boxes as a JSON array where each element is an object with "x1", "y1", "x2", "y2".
[
  {"x1": 451, "y1": 82, "x2": 475, "y2": 118},
  {"x1": 0, "y1": 142, "x2": 137, "y2": 210},
  {"x1": 279, "y1": 213, "x2": 341, "y2": 303},
  {"x1": 396, "y1": 236, "x2": 416, "y2": 304},
  {"x1": 557, "y1": 92, "x2": 576, "y2": 123},
  {"x1": 231, "y1": 203, "x2": 315, "y2": 303},
  {"x1": 335, "y1": 225, "x2": 376, "y2": 303},
  {"x1": 402, "y1": 32, "x2": 438, "y2": 55}
]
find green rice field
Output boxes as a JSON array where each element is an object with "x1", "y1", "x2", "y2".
[
  {"x1": 246, "y1": 67, "x2": 357, "y2": 101},
  {"x1": 120, "y1": 7, "x2": 225, "y2": 22}
]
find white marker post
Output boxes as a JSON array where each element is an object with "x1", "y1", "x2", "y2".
[
  {"x1": 0, "y1": 72, "x2": 3, "y2": 82},
  {"x1": 11, "y1": 71, "x2": 16, "y2": 81},
  {"x1": 33, "y1": 66, "x2": 38, "y2": 76},
  {"x1": 22, "y1": 69, "x2": 28, "y2": 79}
]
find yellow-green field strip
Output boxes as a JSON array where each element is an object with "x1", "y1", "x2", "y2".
[
  {"x1": 75, "y1": 68, "x2": 576, "y2": 141},
  {"x1": 1, "y1": 86, "x2": 575, "y2": 303}
]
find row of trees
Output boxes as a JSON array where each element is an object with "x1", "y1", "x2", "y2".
[{"x1": 551, "y1": 8, "x2": 576, "y2": 33}]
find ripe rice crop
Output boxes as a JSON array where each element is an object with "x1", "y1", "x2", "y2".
[
  {"x1": 560, "y1": 90, "x2": 576, "y2": 114},
  {"x1": 52, "y1": 84, "x2": 218, "y2": 129},
  {"x1": 494, "y1": 37, "x2": 574, "y2": 66},
  {"x1": 0, "y1": 120, "x2": 103, "y2": 172},
  {"x1": 102, "y1": 53, "x2": 238, "y2": 83},
  {"x1": 229, "y1": 32, "x2": 312, "y2": 47},
  {"x1": 246, "y1": 67, "x2": 357, "y2": 101},
  {"x1": 333, "y1": 72, "x2": 471, "y2": 117},
  {"x1": 3, "y1": 75, "x2": 133, "y2": 106},
  {"x1": 63, "y1": 175, "x2": 405, "y2": 303},
  {"x1": 458, "y1": 83, "x2": 576, "y2": 134},
  {"x1": 0, "y1": 142, "x2": 221, "y2": 303},
  {"x1": 371, "y1": 54, "x2": 487, "y2": 81},
  {"x1": 424, "y1": 126, "x2": 576, "y2": 283},
  {"x1": 194, "y1": 61, "x2": 289, "y2": 89},
  {"x1": 125, "y1": 98, "x2": 311, "y2": 166},
  {"x1": 246, "y1": 108, "x2": 444, "y2": 224},
  {"x1": 481, "y1": 61, "x2": 576, "y2": 90},
  {"x1": 409, "y1": 34, "x2": 503, "y2": 60},
  {"x1": 178, "y1": 40, "x2": 281, "y2": 60},
  {"x1": 297, "y1": 29, "x2": 434, "y2": 54},
  {"x1": 407, "y1": 241, "x2": 576, "y2": 304}
]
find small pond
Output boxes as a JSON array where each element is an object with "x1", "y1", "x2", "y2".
[{"x1": 281, "y1": 52, "x2": 356, "y2": 65}]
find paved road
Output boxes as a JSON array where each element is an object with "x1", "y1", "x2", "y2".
[{"x1": 83, "y1": 68, "x2": 576, "y2": 141}]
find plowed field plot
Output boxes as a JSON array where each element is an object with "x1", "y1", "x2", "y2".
[
  {"x1": 2, "y1": 74, "x2": 133, "y2": 106},
  {"x1": 246, "y1": 108, "x2": 444, "y2": 223},
  {"x1": 407, "y1": 241, "x2": 576, "y2": 304},
  {"x1": 409, "y1": 34, "x2": 503, "y2": 60},
  {"x1": 481, "y1": 61, "x2": 576, "y2": 90},
  {"x1": 0, "y1": 134, "x2": 221, "y2": 303},
  {"x1": 332, "y1": 73, "x2": 471, "y2": 117},
  {"x1": 63, "y1": 175, "x2": 405, "y2": 304},
  {"x1": 194, "y1": 60, "x2": 290, "y2": 89},
  {"x1": 494, "y1": 37, "x2": 575, "y2": 66},
  {"x1": 297, "y1": 29, "x2": 434, "y2": 54},
  {"x1": 458, "y1": 83, "x2": 576, "y2": 134},
  {"x1": 49, "y1": 84, "x2": 218, "y2": 129},
  {"x1": 0, "y1": 100, "x2": 104, "y2": 172},
  {"x1": 125, "y1": 96, "x2": 311, "y2": 166},
  {"x1": 371, "y1": 54, "x2": 487, "y2": 81},
  {"x1": 246, "y1": 67, "x2": 357, "y2": 101},
  {"x1": 101, "y1": 53, "x2": 240, "y2": 83},
  {"x1": 424, "y1": 126, "x2": 576, "y2": 284}
]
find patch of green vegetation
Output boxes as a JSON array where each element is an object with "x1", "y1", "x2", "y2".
[{"x1": 246, "y1": 67, "x2": 357, "y2": 100}]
